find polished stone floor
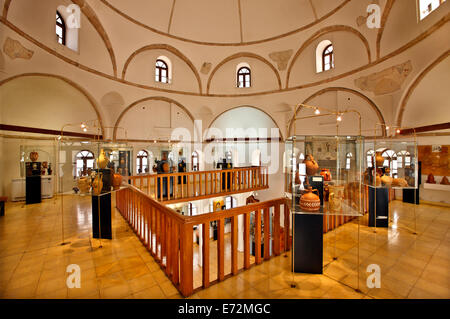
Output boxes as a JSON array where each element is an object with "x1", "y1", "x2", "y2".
[{"x1": 0, "y1": 195, "x2": 448, "y2": 299}]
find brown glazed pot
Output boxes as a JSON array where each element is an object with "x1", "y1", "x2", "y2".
[
  {"x1": 381, "y1": 174, "x2": 393, "y2": 187},
  {"x1": 97, "y1": 149, "x2": 109, "y2": 169},
  {"x1": 441, "y1": 176, "x2": 450, "y2": 185},
  {"x1": 30, "y1": 151, "x2": 39, "y2": 162},
  {"x1": 300, "y1": 186, "x2": 321, "y2": 212},
  {"x1": 320, "y1": 168, "x2": 332, "y2": 181},
  {"x1": 92, "y1": 173, "x2": 103, "y2": 195},
  {"x1": 304, "y1": 155, "x2": 319, "y2": 176},
  {"x1": 112, "y1": 173, "x2": 122, "y2": 190}
]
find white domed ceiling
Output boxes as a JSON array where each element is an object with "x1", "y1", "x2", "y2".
[{"x1": 101, "y1": 0, "x2": 347, "y2": 44}]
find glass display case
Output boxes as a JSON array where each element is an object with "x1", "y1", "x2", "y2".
[
  {"x1": 285, "y1": 135, "x2": 364, "y2": 217},
  {"x1": 57, "y1": 139, "x2": 132, "y2": 196},
  {"x1": 363, "y1": 138, "x2": 418, "y2": 189}
]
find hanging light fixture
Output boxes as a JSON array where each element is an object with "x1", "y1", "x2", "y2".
[
  {"x1": 314, "y1": 107, "x2": 320, "y2": 115},
  {"x1": 336, "y1": 114, "x2": 343, "y2": 122}
]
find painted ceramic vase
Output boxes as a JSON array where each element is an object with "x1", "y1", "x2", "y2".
[
  {"x1": 97, "y1": 149, "x2": 109, "y2": 169},
  {"x1": 320, "y1": 168, "x2": 332, "y2": 181},
  {"x1": 92, "y1": 173, "x2": 103, "y2": 195},
  {"x1": 294, "y1": 169, "x2": 301, "y2": 185},
  {"x1": 375, "y1": 152, "x2": 384, "y2": 167},
  {"x1": 324, "y1": 183, "x2": 330, "y2": 202},
  {"x1": 112, "y1": 173, "x2": 122, "y2": 190},
  {"x1": 299, "y1": 186, "x2": 321, "y2": 212},
  {"x1": 30, "y1": 151, "x2": 39, "y2": 162},
  {"x1": 329, "y1": 185, "x2": 344, "y2": 213},
  {"x1": 441, "y1": 176, "x2": 450, "y2": 185},
  {"x1": 304, "y1": 154, "x2": 319, "y2": 176},
  {"x1": 42, "y1": 161, "x2": 48, "y2": 169}
]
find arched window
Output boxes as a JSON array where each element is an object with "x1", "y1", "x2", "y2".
[
  {"x1": 346, "y1": 152, "x2": 353, "y2": 170},
  {"x1": 56, "y1": 11, "x2": 66, "y2": 45},
  {"x1": 397, "y1": 151, "x2": 411, "y2": 168},
  {"x1": 366, "y1": 150, "x2": 375, "y2": 168},
  {"x1": 419, "y1": 0, "x2": 447, "y2": 20},
  {"x1": 192, "y1": 151, "x2": 199, "y2": 171},
  {"x1": 155, "y1": 59, "x2": 169, "y2": 83},
  {"x1": 322, "y1": 44, "x2": 334, "y2": 71},
  {"x1": 136, "y1": 150, "x2": 149, "y2": 174},
  {"x1": 225, "y1": 151, "x2": 232, "y2": 162},
  {"x1": 76, "y1": 150, "x2": 94, "y2": 177},
  {"x1": 237, "y1": 67, "x2": 251, "y2": 88}
]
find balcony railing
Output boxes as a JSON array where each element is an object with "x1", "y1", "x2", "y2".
[
  {"x1": 116, "y1": 184, "x2": 290, "y2": 297},
  {"x1": 127, "y1": 166, "x2": 269, "y2": 204}
]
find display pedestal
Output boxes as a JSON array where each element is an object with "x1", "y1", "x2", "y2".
[
  {"x1": 403, "y1": 189, "x2": 419, "y2": 205},
  {"x1": 92, "y1": 193, "x2": 112, "y2": 239},
  {"x1": 292, "y1": 212, "x2": 323, "y2": 274},
  {"x1": 221, "y1": 171, "x2": 231, "y2": 191},
  {"x1": 251, "y1": 241, "x2": 265, "y2": 258},
  {"x1": 368, "y1": 187, "x2": 389, "y2": 227},
  {"x1": 157, "y1": 177, "x2": 174, "y2": 198},
  {"x1": 26, "y1": 176, "x2": 41, "y2": 205}
]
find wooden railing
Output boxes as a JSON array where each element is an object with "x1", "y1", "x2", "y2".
[
  {"x1": 116, "y1": 184, "x2": 290, "y2": 297},
  {"x1": 127, "y1": 166, "x2": 269, "y2": 204}
]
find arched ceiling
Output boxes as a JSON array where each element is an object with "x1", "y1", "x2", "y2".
[{"x1": 100, "y1": 0, "x2": 348, "y2": 45}]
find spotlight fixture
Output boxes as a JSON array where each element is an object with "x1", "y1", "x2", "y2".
[
  {"x1": 314, "y1": 108, "x2": 320, "y2": 115},
  {"x1": 396, "y1": 129, "x2": 401, "y2": 134},
  {"x1": 154, "y1": 140, "x2": 157, "y2": 143},
  {"x1": 337, "y1": 114, "x2": 343, "y2": 122},
  {"x1": 83, "y1": 128, "x2": 87, "y2": 132},
  {"x1": 81, "y1": 123, "x2": 86, "y2": 129}
]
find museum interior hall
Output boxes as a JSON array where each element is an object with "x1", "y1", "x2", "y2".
[{"x1": 0, "y1": 0, "x2": 449, "y2": 300}]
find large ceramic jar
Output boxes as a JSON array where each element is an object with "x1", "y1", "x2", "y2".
[
  {"x1": 381, "y1": 174, "x2": 393, "y2": 187},
  {"x1": 30, "y1": 151, "x2": 39, "y2": 162},
  {"x1": 112, "y1": 173, "x2": 122, "y2": 190},
  {"x1": 304, "y1": 155, "x2": 319, "y2": 176},
  {"x1": 97, "y1": 149, "x2": 109, "y2": 169},
  {"x1": 329, "y1": 185, "x2": 344, "y2": 213},
  {"x1": 78, "y1": 177, "x2": 90, "y2": 194},
  {"x1": 300, "y1": 186, "x2": 321, "y2": 212},
  {"x1": 320, "y1": 168, "x2": 332, "y2": 181}
]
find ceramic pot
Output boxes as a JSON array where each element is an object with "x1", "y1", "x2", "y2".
[
  {"x1": 304, "y1": 155, "x2": 319, "y2": 176},
  {"x1": 381, "y1": 174, "x2": 393, "y2": 187},
  {"x1": 42, "y1": 161, "x2": 48, "y2": 169},
  {"x1": 375, "y1": 152, "x2": 384, "y2": 167},
  {"x1": 300, "y1": 186, "x2": 321, "y2": 212},
  {"x1": 294, "y1": 169, "x2": 301, "y2": 185},
  {"x1": 375, "y1": 175, "x2": 382, "y2": 187},
  {"x1": 324, "y1": 183, "x2": 330, "y2": 202},
  {"x1": 162, "y1": 162, "x2": 170, "y2": 173},
  {"x1": 440, "y1": 176, "x2": 450, "y2": 185},
  {"x1": 392, "y1": 178, "x2": 408, "y2": 187},
  {"x1": 30, "y1": 151, "x2": 39, "y2": 162},
  {"x1": 112, "y1": 173, "x2": 122, "y2": 190},
  {"x1": 97, "y1": 149, "x2": 109, "y2": 169},
  {"x1": 329, "y1": 185, "x2": 344, "y2": 213},
  {"x1": 78, "y1": 177, "x2": 91, "y2": 194},
  {"x1": 426, "y1": 173, "x2": 436, "y2": 184},
  {"x1": 92, "y1": 173, "x2": 103, "y2": 195},
  {"x1": 320, "y1": 168, "x2": 332, "y2": 181}
]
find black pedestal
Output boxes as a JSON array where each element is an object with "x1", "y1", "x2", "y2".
[
  {"x1": 292, "y1": 212, "x2": 323, "y2": 274},
  {"x1": 0, "y1": 202, "x2": 4, "y2": 216},
  {"x1": 92, "y1": 193, "x2": 112, "y2": 239},
  {"x1": 403, "y1": 189, "x2": 419, "y2": 205},
  {"x1": 368, "y1": 187, "x2": 389, "y2": 227},
  {"x1": 26, "y1": 176, "x2": 41, "y2": 204},
  {"x1": 251, "y1": 241, "x2": 265, "y2": 258}
]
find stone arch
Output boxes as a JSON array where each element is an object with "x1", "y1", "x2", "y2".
[
  {"x1": 287, "y1": 87, "x2": 386, "y2": 137},
  {"x1": 113, "y1": 96, "x2": 196, "y2": 141},
  {"x1": 122, "y1": 44, "x2": 202, "y2": 94},
  {"x1": 206, "y1": 52, "x2": 282, "y2": 94},
  {"x1": 0, "y1": 72, "x2": 105, "y2": 135},
  {"x1": 286, "y1": 25, "x2": 372, "y2": 88}
]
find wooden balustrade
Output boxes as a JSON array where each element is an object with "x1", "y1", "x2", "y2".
[
  {"x1": 116, "y1": 184, "x2": 290, "y2": 297},
  {"x1": 127, "y1": 166, "x2": 269, "y2": 204}
]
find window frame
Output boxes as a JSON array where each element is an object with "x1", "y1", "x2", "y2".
[
  {"x1": 192, "y1": 151, "x2": 199, "y2": 171},
  {"x1": 136, "y1": 150, "x2": 149, "y2": 174},
  {"x1": 322, "y1": 44, "x2": 334, "y2": 72},
  {"x1": 75, "y1": 150, "x2": 94, "y2": 177},
  {"x1": 237, "y1": 66, "x2": 251, "y2": 88},
  {"x1": 155, "y1": 59, "x2": 169, "y2": 84},
  {"x1": 56, "y1": 11, "x2": 66, "y2": 46}
]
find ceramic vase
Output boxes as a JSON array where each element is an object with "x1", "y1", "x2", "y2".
[
  {"x1": 30, "y1": 151, "x2": 39, "y2": 162},
  {"x1": 97, "y1": 149, "x2": 109, "y2": 169},
  {"x1": 381, "y1": 174, "x2": 393, "y2": 187},
  {"x1": 304, "y1": 155, "x2": 319, "y2": 176},
  {"x1": 320, "y1": 168, "x2": 332, "y2": 181},
  {"x1": 92, "y1": 173, "x2": 103, "y2": 195},
  {"x1": 299, "y1": 186, "x2": 321, "y2": 212},
  {"x1": 78, "y1": 177, "x2": 91, "y2": 194},
  {"x1": 426, "y1": 173, "x2": 436, "y2": 184},
  {"x1": 329, "y1": 185, "x2": 344, "y2": 213},
  {"x1": 375, "y1": 152, "x2": 384, "y2": 167},
  {"x1": 112, "y1": 173, "x2": 122, "y2": 190}
]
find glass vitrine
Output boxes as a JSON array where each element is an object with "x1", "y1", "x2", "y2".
[
  {"x1": 285, "y1": 135, "x2": 364, "y2": 217},
  {"x1": 363, "y1": 138, "x2": 418, "y2": 189}
]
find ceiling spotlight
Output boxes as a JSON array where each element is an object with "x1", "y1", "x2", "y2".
[
  {"x1": 81, "y1": 123, "x2": 86, "y2": 129},
  {"x1": 83, "y1": 128, "x2": 87, "y2": 132},
  {"x1": 154, "y1": 140, "x2": 157, "y2": 143},
  {"x1": 396, "y1": 129, "x2": 401, "y2": 134},
  {"x1": 314, "y1": 108, "x2": 320, "y2": 115},
  {"x1": 386, "y1": 126, "x2": 390, "y2": 130},
  {"x1": 337, "y1": 114, "x2": 343, "y2": 122}
]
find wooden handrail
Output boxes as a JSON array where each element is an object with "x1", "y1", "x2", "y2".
[{"x1": 115, "y1": 182, "x2": 290, "y2": 297}]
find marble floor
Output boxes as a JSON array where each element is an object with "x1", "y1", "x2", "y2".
[{"x1": 0, "y1": 195, "x2": 448, "y2": 299}]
